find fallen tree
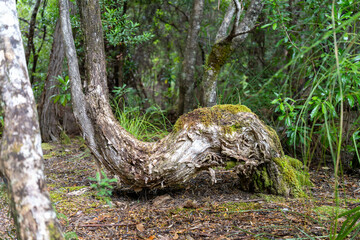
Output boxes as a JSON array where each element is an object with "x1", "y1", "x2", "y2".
[{"x1": 60, "y1": 0, "x2": 309, "y2": 197}]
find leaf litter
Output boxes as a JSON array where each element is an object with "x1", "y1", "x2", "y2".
[{"x1": 0, "y1": 138, "x2": 360, "y2": 239}]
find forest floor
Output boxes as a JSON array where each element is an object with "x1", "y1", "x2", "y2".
[{"x1": 1, "y1": 137, "x2": 360, "y2": 240}]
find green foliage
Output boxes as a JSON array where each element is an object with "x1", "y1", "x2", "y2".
[
  {"x1": 335, "y1": 205, "x2": 360, "y2": 240},
  {"x1": 111, "y1": 85, "x2": 170, "y2": 141},
  {"x1": 100, "y1": 0, "x2": 153, "y2": 46},
  {"x1": 51, "y1": 75, "x2": 71, "y2": 107},
  {"x1": 88, "y1": 171, "x2": 117, "y2": 207},
  {"x1": 55, "y1": 210, "x2": 78, "y2": 240}
]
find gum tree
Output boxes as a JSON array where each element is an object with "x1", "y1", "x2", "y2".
[
  {"x1": 60, "y1": 0, "x2": 308, "y2": 197},
  {"x1": 0, "y1": 0, "x2": 63, "y2": 239}
]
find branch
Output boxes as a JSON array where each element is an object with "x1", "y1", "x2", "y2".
[{"x1": 167, "y1": 1, "x2": 189, "y2": 22}]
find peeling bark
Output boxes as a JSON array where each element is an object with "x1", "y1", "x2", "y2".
[
  {"x1": 61, "y1": 0, "x2": 307, "y2": 197},
  {"x1": 0, "y1": 1, "x2": 63, "y2": 239}
]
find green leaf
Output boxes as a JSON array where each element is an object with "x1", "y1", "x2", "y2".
[
  {"x1": 272, "y1": 22, "x2": 277, "y2": 30},
  {"x1": 310, "y1": 104, "x2": 320, "y2": 120},
  {"x1": 347, "y1": 95, "x2": 355, "y2": 108},
  {"x1": 279, "y1": 103, "x2": 285, "y2": 112},
  {"x1": 53, "y1": 95, "x2": 60, "y2": 104}
]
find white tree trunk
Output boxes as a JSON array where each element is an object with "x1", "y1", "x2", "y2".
[{"x1": 0, "y1": 1, "x2": 63, "y2": 239}]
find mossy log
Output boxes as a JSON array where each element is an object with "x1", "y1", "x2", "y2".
[{"x1": 88, "y1": 103, "x2": 309, "y2": 197}]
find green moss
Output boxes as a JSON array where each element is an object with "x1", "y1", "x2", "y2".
[
  {"x1": 265, "y1": 126, "x2": 284, "y2": 156},
  {"x1": 314, "y1": 205, "x2": 347, "y2": 219},
  {"x1": 50, "y1": 186, "x2": 88, "y2": 203},
  {"x1": 47, "y1": 222, "x2": 63, "y2": 239},
  {"x1": 211, "y1": 104, "x2": 251, "y2": 114},
  {"x1": 272, "y1": 156, "x2": 311, "y2": 197},
  {"x1": 219, "y1": 201, "x2": 261, "y2": 212},
  {"x1": 254, "y1": 193, "x2": 286, "y2": 203},
  {"x1": 225, "y1": 161, "x2": 239, "y2": 170},
  {"x1": 60, "y1": 131, "x2": 71, "y2": 145},
  {"x1": 206, "y1": 42, "x2": 232, "y2": 72},
  {"x1": 42, "y1": 143, "x2": 54, "y2": 151},
  {"x1": 253, "y1": 165, "x2": 276, "y2": 194},
  {"x1": 173, "y1": 104, "x2": 252, "y2": 133}
]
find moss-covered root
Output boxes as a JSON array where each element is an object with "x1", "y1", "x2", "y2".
[{"x1": 238, "y1": 156, "x2": 312, "y2": 197}]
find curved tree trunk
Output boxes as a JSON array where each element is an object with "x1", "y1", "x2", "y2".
[
  {"x1": 0, "y1": 1, "x2": 63, "y2": 239},
  {"x1": 201, "y1": 0, "x2": 264, "y2": 107},
  {"x1": 60, "y1": 0, "x2": 308, "y2": 197}
]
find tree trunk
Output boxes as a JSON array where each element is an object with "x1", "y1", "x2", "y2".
[
  {"x1": 39, "y1": 19, "x2": 63, "y2": 142},
  {"x1": 0, "y1": 1, "x2": 63, "y2": 239},
  {"x1": 61, "y1": 0, "x2": 308, "y2": 197},
  {"x1": 25, "y1": 0, "x2": 42, "y2": 65},
  {"x1": 201, "y1": 0, "x2": 264, "y2": 107},
  {"x1": 178, "y1": 0, "x2": 204, "y2": 115},
  {"x1": 30, "y1": 0, "x2": 48, "y2": 84}
]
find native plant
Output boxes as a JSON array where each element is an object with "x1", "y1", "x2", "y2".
[
  {"x1": 89, "y1": 171, "x2": 117, "y2": 207},
  {"x1": 100, "y1": 0, "x2": 153, "y2": 46},
  {"x1": 51, "y1": 75, "x2": 71, "y2": 107}
]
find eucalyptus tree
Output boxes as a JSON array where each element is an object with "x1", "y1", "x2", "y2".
[
  {"x1": 201, "y1": 0, "x2": 264, "y2": 107},
  {"x1": 60, "y1": 0, "x2": 308, "y2": 196},
  {"x1": 0, "y1": 0, "x2": 63, "y2": 239}
]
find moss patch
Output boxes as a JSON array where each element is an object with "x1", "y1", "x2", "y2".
[
  {"x1": 173, "y1": 104, "x2": 252, "y2": 133},
  {"x1": 254, "y1": 193, "x2": 286, "y2": 203},
  {"x1": 219, "y1": 201, "x2": 261, "y2": 212},
  {"x1": 41, "y1": 143, "x2": 54, "y2": 151},
  {"x1": 206, "y1": 41, "x2": 232, "y2": 72},
  {"x1": 314, "y1": 205, "x2": 347, "y2": 220},
  {"x1": 272, "y1": 156, "x2": 312, "y2": 197}
]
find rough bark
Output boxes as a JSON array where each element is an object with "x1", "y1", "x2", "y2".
[
  {"x1": 62, "y1": 0, "x2": 307, "y2": 197},
  {"x1": 201, "y1": 0, "x2": 264, "y2": 107},
  {"x1": 39, "y1": 19, "x2": 63, "y2": 142},
  {"x1": 0, "y1": 1, "x2": 63, "y2": 239},
  {"x1": 59, "y1": 0, "x2": 102, "y2": 171},
  {"x1": 178, "y1": 0, "x2": 204, "y2": 115}
]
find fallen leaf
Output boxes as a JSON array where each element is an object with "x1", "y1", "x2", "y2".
[
  {"x1": 182, "y1": 199, "x2": 199, "y2": 209},
  {"x1": 136, "y1": 223, "x2": 145, "y2": 232},
  {"x1": 152, "y1": 194, "x2": 173, "y2": 207}
]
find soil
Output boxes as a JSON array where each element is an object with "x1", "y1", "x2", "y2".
[{"x1": 0, "y1": 138, "x2": 360, "y2": 239}]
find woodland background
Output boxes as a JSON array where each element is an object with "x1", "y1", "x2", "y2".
[
  {"x1": 3, "y1": 0, "x2": 358, "y2": 170},
  {"x1": 0, "y1": 0, "x2": 360, "y2": 239}
]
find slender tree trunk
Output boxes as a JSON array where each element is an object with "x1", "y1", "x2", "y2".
[
  {"x1": 201, "y1": 0, "x2": 264, "y2": 107},
  {"x1": 30, "y1": 0, "x2": 48, "y2": 84},
  {"x1": 25, "y1": 0, "x2": 42, "y2": 65},
  {"x1": 61, "y1": 0, "x2": 308, "y2": 197},
  {"x1": 38, "y1": 19, "x2": 63, "y2": 142},
  {"x1": 178, "y1": 0, "x2": 204, "y2": 115},
  {"x1": 0, "y1": 1, "x2": 63, "y2": 239}
]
